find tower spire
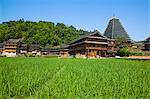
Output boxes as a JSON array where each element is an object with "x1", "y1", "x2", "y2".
[
  {"x1": 110, "y1": 14, "x2": 118, "y2": 20},
  {"x1": 104, "y1": 16, "x2": 130, "y2": 40},
  {"x1": 112, "y1": 17, "x2": 114, "y2": 39}
]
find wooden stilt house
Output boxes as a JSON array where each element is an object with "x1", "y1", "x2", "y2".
[{"x1": 68, "y1": 31, "x2": 109, "y2": 58}]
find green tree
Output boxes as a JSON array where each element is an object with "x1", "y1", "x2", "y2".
[{"x1": 0, "y1": 19, "x2": 88, "y2": 47}]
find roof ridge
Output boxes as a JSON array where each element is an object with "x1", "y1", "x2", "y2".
[{"x1": 69, "y1": 31, "x2": 107, "y2": 44}]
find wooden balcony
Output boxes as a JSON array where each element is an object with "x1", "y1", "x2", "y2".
[
  {"x1": 5, "y1": 44, "x2": 17, "y2": 46},
  {"x1": 4, "y1": 46, "x2": 17, "y2": 49},
  {"x1": 86, "y1": 47, "x2": 107, "y2": 50},
  {"x1": 108, "y1": 44, "x2": 113, "y2": 46},
  {"x1": 3, "y1": 49, "x2": 16, "y2": 52},
  {"x1": 69, "y1": 47, "x2": 85, "y2": 51}
]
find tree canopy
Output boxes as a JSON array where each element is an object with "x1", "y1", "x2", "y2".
[{"x1": 0, "y1": 19, "x2": 88, "y2": 47}]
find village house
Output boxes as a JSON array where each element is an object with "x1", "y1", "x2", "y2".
[
  {"x1": 144, "y1": 37, "x2": 150, "y2": 51},
  {"x1": 20, "y1": 44, "x2": 28, "y2": 55},
  {"x1": 131, "y1": 41, "x2": 144, "y2": 50},
  {"x1": 0, "y1": 43, "x2": 4, "y2": 55},
  {"x1": 28, "y1": 44, "x2": 41, "y2": 55},
  {"x1": 41, "y1": 48, "x2": 51, "y2": 55},
  {"x1": 68, "y1": 31, "x2": 111, "y2": 58},
  {"x1": 2, "y1": 39, "x2": 22, "y2": 57},
  {"x1": 41, "y1": 45, "x2": 69, "y2": 57},
  {"x1": 107, "y1": 39, "x2": 116, "y2": 51},
  {"x1": 41, "y1": 47, "x2": 59, "y2": 55},
  {"x1": 59, "y1": 45, "x2": 69, "y2": 57}
]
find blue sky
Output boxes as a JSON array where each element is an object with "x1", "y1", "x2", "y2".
[{"x1": 0, "y1": 0, "x2": 149, "y2": 41}]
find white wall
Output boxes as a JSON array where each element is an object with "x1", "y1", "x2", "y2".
[{"x1": 2, "y1": 52, "x2": 17, "y2": 57}]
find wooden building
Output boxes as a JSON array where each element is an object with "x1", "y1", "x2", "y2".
[
  {"x1": 144, "y1": 37, "x2": 150, "y2": 51},
  {"x1": 59, "y1": 45, "x2": 69, "y2": 57},
  {"x1": 20, "y1": 44, "x2": 28, "y2": 54},
  {"x1": 28, "y1": 44, "x2": 41, "y2": 55},
  {"x1": 0, "y1": 43, "x2": 4, "y2": 55},
  {"x1": 68, "y1": 31, "x2": 110, "y2": 58},
  {"x1": 41, "y1": 45, "x2": 69, "y2": 57},
  {"x1": 2, "y1": 39, "x2": 22, "y2": 57},
  {"x1": 107, "y1": 39, "x2": 116, "y2": 51},
  {"x1": 41, "y1": 48, "x2": 51, "y2": 55},
  {"x1": 41, "y1": 47, "x2": 59, "y2": 55},
  {"x1": 131, "y1": 41, "x2": 144, "y2": 50}
]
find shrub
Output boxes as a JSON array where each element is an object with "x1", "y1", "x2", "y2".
[
  {"x1": 130, "y1": 52, "x2": 143, "y2": 56},
  {"x1": 117, "y1": 48, "x2": 144, "y2": 57},
  {"x1": 117, "y1": 48, "x2": 130, "y2": 57}
]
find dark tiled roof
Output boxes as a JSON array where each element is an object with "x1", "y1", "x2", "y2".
[
  {"x1": 29, "y1": 44, "x2": 40, "y2": 47},
  {"x1": 146, "y1": 37, "x2": 150, "y2": 41},
  {"x1": 69, "y1": 31, "x2": 107, "y2": 44},
  {"x1": 7, "y1": 38, "x2": 22, "y2": 43},
  {"x1": 104, "y1": 17, "x2": 130, "y2": 40},
  {"x1": 60, "y1": 44, "x2": 69, "y2": 49},
  {"x1": 41, "y1": 48, "x2": 51, "y2": 52},
  {"x1": 20, "y1": 44, "x2": 28, "y2": 50},
  {"x1": 42, "y1": 44, "x2": 69, "y2": 52},
  {"x1": 144, "y1": 37, "x2": 150, "y2": 43},
  {"x1": 21, "y1": 44, "x2": 28, "y2": 46},
  {"x1": 28, "y1": 44, "x2": 41, "y2": 51}
]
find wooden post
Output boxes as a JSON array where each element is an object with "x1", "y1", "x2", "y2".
[
  {"x1": 104, "y1": 51, "x2": 106, "y2": 57},
  {"x1": 87, "y1": 49, "x2": 89, "y2": 58},
  {"x1": 99, "y1": 50, "x2": 101, "y2": 57}
]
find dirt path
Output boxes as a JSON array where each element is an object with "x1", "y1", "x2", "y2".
[{"x1": 128, "y1": 56, "x2": 150, "y2": 59}]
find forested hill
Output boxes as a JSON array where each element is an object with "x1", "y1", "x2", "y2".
[{"x1": 0, "y1": 19, "x2": 89, "y2": 47}]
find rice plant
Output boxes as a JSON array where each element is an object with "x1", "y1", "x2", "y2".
[{"x1": 0, "y1": 57, "x2": 149, "y2": 98}]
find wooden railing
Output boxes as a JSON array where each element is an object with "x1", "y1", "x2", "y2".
[
  {"x1": 85, "y1": 47, "x2": 107, "y2": 50},
  {"x1": 4, "y1": 46, "x2": 17, "y2": 48},
  {"x1": 3, "y1": 50, "x2": 16, "y2": 52}
]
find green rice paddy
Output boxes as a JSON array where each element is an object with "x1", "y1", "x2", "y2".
[{"x1": 0, "y1": 57, "x2": 150, "y2": 98}]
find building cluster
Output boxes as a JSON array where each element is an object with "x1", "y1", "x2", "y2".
[
  {"x1": 0, "y1": 39, "x2": 69, "y2": 57},
  {"x1": 0, "y1": 17, "x2": 149, "y2": 57}
]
